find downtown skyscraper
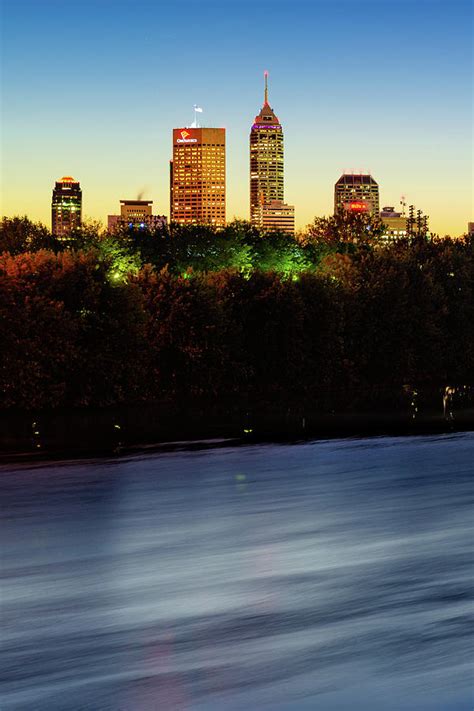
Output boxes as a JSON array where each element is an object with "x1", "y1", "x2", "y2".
[
  {"x1": 250, "y1": 73, "x2": 294, "y2": 234},
  {"x1": 334, "y1": 174, "x2": 380, "y2": 215},
  {"x1": 170, "y1": 127, "x2": 226, "y2": 226},
  {"x1": 51, "y1": 176, "x2": 82, "y2": 238}
]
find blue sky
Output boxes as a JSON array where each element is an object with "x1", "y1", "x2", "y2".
[{"x1": 1, "y1": 0, "x2": 472, "y2": 233}]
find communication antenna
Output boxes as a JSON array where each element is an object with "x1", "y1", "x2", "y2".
[
  {"x1": 407, "y1": 204, "x2": 415, "y2": 237},
  {"x1": 400, "y1": 195, "x2": 406, "y2": 217},
  {"x1": 416, "y1": 209, "x2": 423, "y2": 236},
  {"x1": 423, "y1": 215, "x2": 429, "y2": 235}
]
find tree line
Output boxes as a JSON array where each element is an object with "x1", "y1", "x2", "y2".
[{"x1": 0, "y1": 215, "x2": 473, "y2": 412}]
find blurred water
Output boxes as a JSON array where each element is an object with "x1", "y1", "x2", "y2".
[{"x1": 1, "y1": 434, "x2": 473, "y2": 711}]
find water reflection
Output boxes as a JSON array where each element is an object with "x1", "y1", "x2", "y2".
[{"x1": 1, "y1": 434, "x2": 473, "y2": 710}]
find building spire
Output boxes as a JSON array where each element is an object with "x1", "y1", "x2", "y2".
[{"x1": 253, "y1": 71, "x2": 280, "y2": 125}]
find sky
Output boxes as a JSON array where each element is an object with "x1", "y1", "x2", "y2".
[{"x1": 1, "y1": 0, "x2": 472, "y2": 235}]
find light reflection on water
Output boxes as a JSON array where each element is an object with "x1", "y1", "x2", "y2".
[{"x1": 1, "y1": 434, "x2": 473, "y2": 710}]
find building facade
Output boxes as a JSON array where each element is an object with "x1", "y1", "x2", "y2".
[
  {"x1": 256, "y1": 200, "x2": 295, "y2": 235},
  {"x1": 334, "y1": 174, "x2": 379, "y2": 215},
  {"x1": 250, "y1": 73, "x2": 294, "y2": 234},
  {"x1": 51, "y1": 176, "x2": 82, "y2": 237},
  {"x1": 170, "y1": 127, "x2": 226, "y2": 226},
  {"x1": 380, "y1": 206, "x2": 407, "y2": 241},
  {"x1": 108, "y1": 200, "x2": 167, "y2": 232}
]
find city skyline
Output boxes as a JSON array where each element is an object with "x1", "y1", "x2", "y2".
[{"x1": 1, "y1": 0, "x2": 472, "y2": 236}]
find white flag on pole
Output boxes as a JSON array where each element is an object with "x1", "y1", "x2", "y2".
[{"x1": 193, "y1": 105, "x2": 203, "y2": 112}]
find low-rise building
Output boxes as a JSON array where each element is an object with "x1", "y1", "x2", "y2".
[
  {"x1": 380, "y1": 206, "x2": 407, "y2": 241},
  {"x1": 108, "y1": 200, "x2": 167, "y2": 232},
  {"x1": 256, "y1": 199, "x2": 295, "y2": 235}
]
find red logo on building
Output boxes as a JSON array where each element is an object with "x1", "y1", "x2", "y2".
[
  {"x1": 176, "y1": 129, "x2": 198, "y2": 144},
  {"x1": 347, "y1": 201, "x2": 369, "y2": 213}
]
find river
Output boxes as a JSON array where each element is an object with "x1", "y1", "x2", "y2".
[{"x1": 1, "y1": 434, "x2": 473, "y2": 710}]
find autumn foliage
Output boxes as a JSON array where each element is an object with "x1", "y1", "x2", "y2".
[{"x1": 0, "y1": 217, "x2": 473, "y2": 412}]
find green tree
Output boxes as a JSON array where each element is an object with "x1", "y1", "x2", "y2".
[
  {"x1": 301, "y1": 210, "x2": 386, "y2": 258},
  {"x1": 137, "y1": 266, "x2": 235, "y2": 404},
  {"x1": 0, "y1": 250, "x2": 147, "y2": 409},
  {"x1": 0, "y1": 216, "x2": 55, "y2": 254}
]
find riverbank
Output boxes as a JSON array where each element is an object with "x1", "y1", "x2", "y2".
[{"x1": 1, "y1": 398, "x2": 473, "y2": 463}]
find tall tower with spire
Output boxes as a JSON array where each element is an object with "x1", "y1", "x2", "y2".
[{"x1": 250, "y1": 73, "x2": 294, "y2": 234}]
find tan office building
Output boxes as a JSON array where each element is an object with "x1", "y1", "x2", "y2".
[
  {"x1": 334, "y1": 174, "x2": 380, "y2": 215},
  {"x1": 250, "y1": 73, "x2": 294, "y2": 234},
  {"x1": 107, "y1": 200, "x2": 167, "y2": 232},
  {"x1": 380, "y1": 206, "x2": 407, "y2": 241},
  {"x1": 257, "y1": 200, "x2": 295, "y2": 234},
  {"x1": 170, "y1": 127, "x2": 226, "y2": 226},
  {"x1": 51, "y1": 176, "x2": 82, "y2": 238}
]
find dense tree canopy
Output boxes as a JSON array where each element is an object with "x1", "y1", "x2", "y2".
[
  {"x1": 0, "y1": 214, "x2": 364, "y2": 275},
  {"x1": 1, "y1": 214, "x2": 472, "y2": 411}
]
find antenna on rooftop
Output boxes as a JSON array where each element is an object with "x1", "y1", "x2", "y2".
[{"x1": 400, "y1": 195, "x2": 406, "y2": 217}]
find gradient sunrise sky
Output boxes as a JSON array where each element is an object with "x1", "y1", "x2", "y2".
[{"x1": 1, "y1": 0, "x2": 472, "y2": 235}]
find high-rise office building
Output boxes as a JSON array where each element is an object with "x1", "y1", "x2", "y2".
[
  {"x1": 107, "y1": 200, "x2": 167, "y2": 232},
  {"x1": 250, "y1": 73, "x2": 294, "y2": 234},
  {"x1": 170, "y1": 127, "x2": 226, "y2": 226},
  {"x1": 51, "y1": 176, "x2": 82, "y2": 237},
  {"x1": 334, "y1": 174, "x2": 379, "y2": 215}
]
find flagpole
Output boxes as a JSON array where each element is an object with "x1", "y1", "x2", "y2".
[{"x1": 192, "y1": 105, "x2": 203, "y2": 127}]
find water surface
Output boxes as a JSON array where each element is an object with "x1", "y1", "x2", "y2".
[{"x1": 1, "y1": 434, "x2": 473, "y2": 710}]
